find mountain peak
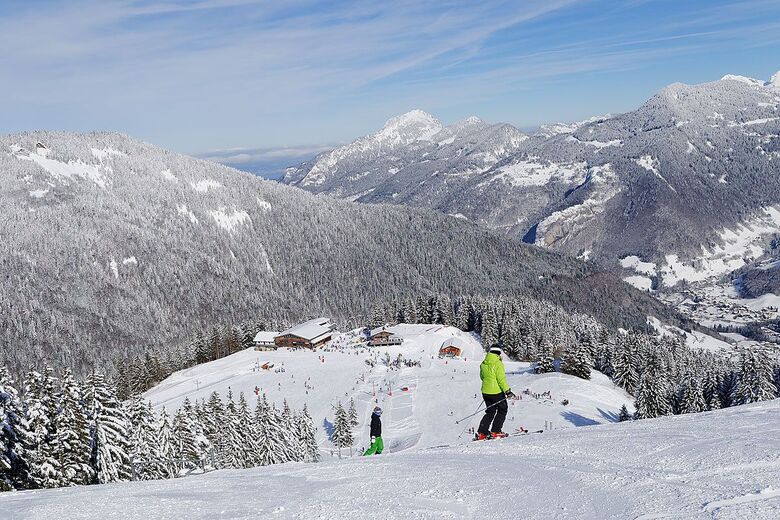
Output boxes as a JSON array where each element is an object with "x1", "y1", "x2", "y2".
[
  {"x1": 720, "y1": 74, "x2": 764, "y2": 87},
  {"x1": 770, "y1": 71, "x2": 780, "y2": 90},
  {"x1": 378, "y1": 109, "x2": 443, "y2": 143}
]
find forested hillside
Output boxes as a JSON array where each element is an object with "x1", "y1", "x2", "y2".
[{"x1": 0, "y1": 132, "x2": 682, "y2": 377}]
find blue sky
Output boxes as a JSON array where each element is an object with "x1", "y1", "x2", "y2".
[{"x1": 1, "y1": 0, "x2": 779, "y2": 160}]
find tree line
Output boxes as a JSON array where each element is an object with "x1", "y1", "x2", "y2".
[{"x1": 0, "y1": 366, "x2": 318, "y2": 492}]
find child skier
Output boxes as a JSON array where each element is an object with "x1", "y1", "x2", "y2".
[
  {"x1": 477, "y1": 344, "x2": 515, "y2": 440},
  {"x1": 363, "y1": 406, "x2": 383, "y2": 455}
]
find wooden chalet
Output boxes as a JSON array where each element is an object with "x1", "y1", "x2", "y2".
[
  {"x1": 438, "y1": 337, "x2": 467, "y2": 358},
  {"x1": 368, "y1": 326, "x2": 403, "y2": 347},
  {"x1": 253, "y1": 330, "x2": 279, "y2": 351},
  {"x1": 274, "y1": 318, "x2": 335, "y2": 349}
]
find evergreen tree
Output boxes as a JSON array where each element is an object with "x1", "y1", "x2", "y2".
[
  {"x1": 253, "y1": 395, "x2": 286, "y2": 466},
  {"x1": 679, "y1": 376, "x2": 705, "y2": 414},
  {"x1": 125, "y1": 395, "x2": 157, "y2": 480},
  {"x1": 348, "y1": 398, "x2": 358, "y2": 428},
  {"x1": 735, "y1": 348, "x2": 776, "y2": 405},
  {"x1": 634, "y1": 351, "x2": 672, "y2": 419},
  {"x1": 718, "y1": 371, "x2": 739, "y2": 408},
  {"x1": 297, "y1": 404, "x2": 320, "y2": 463},
  {"x1": 613, "y1": 342, "x2": 639, "y2": 394},
  {"x1": 154, "y1": 407, "x2": 178, "y2": 479},
  {"x1": 331, "y1": 401, "x2": 353, "y2": 450},
  {"x1": 561, "y1": 341, "x2": 592, "y2": 380},
  {"x1": 0, "y1": 367, "x2": 30, "y2": 491},
  {"x1": 534, "y1": 341, "x2": 555, "y2": 374},
  {"x1": 85, "y1": 372, "x2": 131, "y2": 484},
  {"x1": 24, "y1": 367, "x2": 62, "y2": 488},
  {"x1": 618, "y1": 404, "x2": 632, "y2": 422},
  {"x1": 204, "y1": 392, "x2": 226, "y2": 466},
  {"x1": 56, "y1": 370, "x2": 93, "y2": 486}
]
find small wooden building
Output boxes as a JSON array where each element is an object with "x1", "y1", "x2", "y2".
[
  {"x1": 253, "y1": 331, "x2": 279, "y2": 351},
  {"x1": 438, "y1": 337, "x2": 467, "y2": 358},
  {"x1": 438, "y1": 345, "x2": 462, "y2": 358},
  {"x1": 368, "y1": 327, "x2": 403, "y2": 347},
  {"x1": 274, "y1": 318, "x2": 335, "y2": 349}
]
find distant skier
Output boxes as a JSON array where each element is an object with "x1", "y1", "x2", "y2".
[
  {"x1": 477, "y1": 344, "x2": 515, "y2": 440},
  {"x1": 363, "y1": 406, "x2": 383, "y2": 455}
]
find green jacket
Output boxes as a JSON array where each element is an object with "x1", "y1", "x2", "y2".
[{"x1": 480, "y1": 352, "x2": 510, "y2": 394}]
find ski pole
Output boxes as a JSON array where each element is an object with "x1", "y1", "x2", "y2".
[{"x1": 454, "y1": 397, "x2": 507, "y2": 424}]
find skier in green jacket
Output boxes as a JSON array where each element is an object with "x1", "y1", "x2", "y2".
[{"x1": 477, "y1": 344, "x2": 515, "y2": 440}]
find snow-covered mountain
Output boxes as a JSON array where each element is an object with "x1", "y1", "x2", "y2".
[
  {"x1": 285, "y1": 72, "x2": 780, "y2": 294},
  {"x1": 0, "y1": 131, "x2": 677, "y2": 376},
  {"x1": 4, "y1": 397, "x2": 778, "y2": 519}
]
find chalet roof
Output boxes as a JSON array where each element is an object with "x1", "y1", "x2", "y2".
[
  {"x1": 440, "y1": 336, "x2": 469, "y2": 350},
  {"x1": 279, "y1": 318, "x2": 334, "y2": 341},
  {"x1": 370, "y1": 326, "x2": 396, "y2": 337},
  {"x1": 254, "y1": 331, "x2": 279, "y2": 343}
]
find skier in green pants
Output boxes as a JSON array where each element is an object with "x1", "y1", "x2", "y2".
[{"x1": 363, "y1": 407, "x2": 383, "y2": 455}]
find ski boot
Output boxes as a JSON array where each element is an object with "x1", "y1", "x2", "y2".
[
  {"x1": 474, "y1": 432, "x2": 489, "y2": 441},
  {"x1": 490, "y1": 431, "x2": 509, "y2": 439}
]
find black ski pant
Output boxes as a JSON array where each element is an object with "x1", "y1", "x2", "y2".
[{"x1": 478, "y1": 393, "x2": 507, "y2": 434}]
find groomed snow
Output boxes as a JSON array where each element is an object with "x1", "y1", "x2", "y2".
[
  {"x1": 14, "y1": 149, "x2": 108, "y2": 188},
  {"x1": 142, "y1": 325, "x2": 633, "y2": 456},
  {"x1": 4, "y1": 400, "x2": 778, "y2": 519}
]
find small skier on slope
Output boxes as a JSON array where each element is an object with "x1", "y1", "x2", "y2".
[
  {"x1": 477, "y1": 344, "x2": 515, "y2": 440},
  {"x1": 363, "y1": 406, "x2": 384, "y2": 455}
]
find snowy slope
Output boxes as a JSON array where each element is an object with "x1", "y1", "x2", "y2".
[
  {"x1": 3, "y1": 400, "x2": 778, "y2": 519},
  {"x1": 144, "y1": 325, "x2": 634, "y2": 455}
]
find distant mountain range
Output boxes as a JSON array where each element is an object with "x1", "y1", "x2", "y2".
[
  {"x1": 0, "y1": 131, "x2": 682, "y2": 375},
  {"x1": 285, "y1": 72, "x2": 780, "y2": 295}
]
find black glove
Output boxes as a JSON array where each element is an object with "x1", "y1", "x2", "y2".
[{"x1": 505, "y1": 390, "x2": 516, "y2": 399}]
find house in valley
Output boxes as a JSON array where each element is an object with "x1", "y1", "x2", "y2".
[{"x1": 274, "y1": 318, "x2": 335, "y2": 349}]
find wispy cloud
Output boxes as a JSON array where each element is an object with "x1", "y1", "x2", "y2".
[{"x1": 0, "y1": 0, "x2": 778, "y2": 151}]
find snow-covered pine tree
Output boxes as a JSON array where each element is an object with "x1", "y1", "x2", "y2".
[
  {"x1": 236, "y1": 392, "x2": 258, "y2": 467},
  {"x1": 297, "y1": 404, "x2": 320, "y2": 463},
  {"x1": 534, "y1": 340, "x2": 555, "y2": 374},
  {"x1": 24, "y1": 367, "x2": 62, "y2": 488},
  {"x1": 348, "y1": 398, "x2": 358, "y2": 428},
  {"x1": 718, "y1": 371, "x2": 739, "y2": 408},
  {"x1": 85, "y1": 371, "x2": 131, "y2": 484},
  {"x1": 274, "y1": 403, "x2": 299, "y2": 462},
  {"x1": 0, "y1": 367, "x2": 31, "y2": 491},
  {"x1": 561, "y1": 340, "x2": 592, "y2": 380},
  {"x1": 613, "y1": 340, "x2": 639, "y2": 394},
  {"x1": 124, "y1": 395, "x2": 157, "y2": 480},
  {"x1": 203, "y1": 391, "x2": 226, "y2": 459},
  {"x1": 331, "y1": 401, "x2": 353, "y2": 450},
  {"x1": 154, "y1": 407, "x2": 178, "y2": 479},
  {"x1": 221, "y1": 389, "x2": 245, "y2": 469},
  {"x1": 679, "y1": 376, "x2": 705, "y2": 415},
  {"x1": 618, "y1": 404, "x2": 632, "y2": 422},
  {"x1": 172, "y1": 397, "x2": 211, "y2": 469},
  {"x1": 56, "y1": 369, "x2": 93, "y2": 486},
  {"x1": 634, "y1": 350, "x2": 672, "y2": 419},
  {"x1": 735, "y1": 348, "x2": 776, "y2": 405},
  {"x1": 454, "y1": 300, "x2": 470, "y2": 331},
  {"x1": 253, "y1": 394, "x2": 287, "y2": 466}
]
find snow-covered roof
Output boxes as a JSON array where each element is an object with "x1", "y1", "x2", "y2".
[
  {"x1": 370, "y1": 326, "x2": 396, "y2": 337},
  {"x1": 279, "y1": 318, "x2": 334, "y2": 341},
  {"x1": 254, "y1": 331, "x2": 279, "y2": 343},
  {"x1": 440, "y1": 336, "x2": 469, "y2": 350}
]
